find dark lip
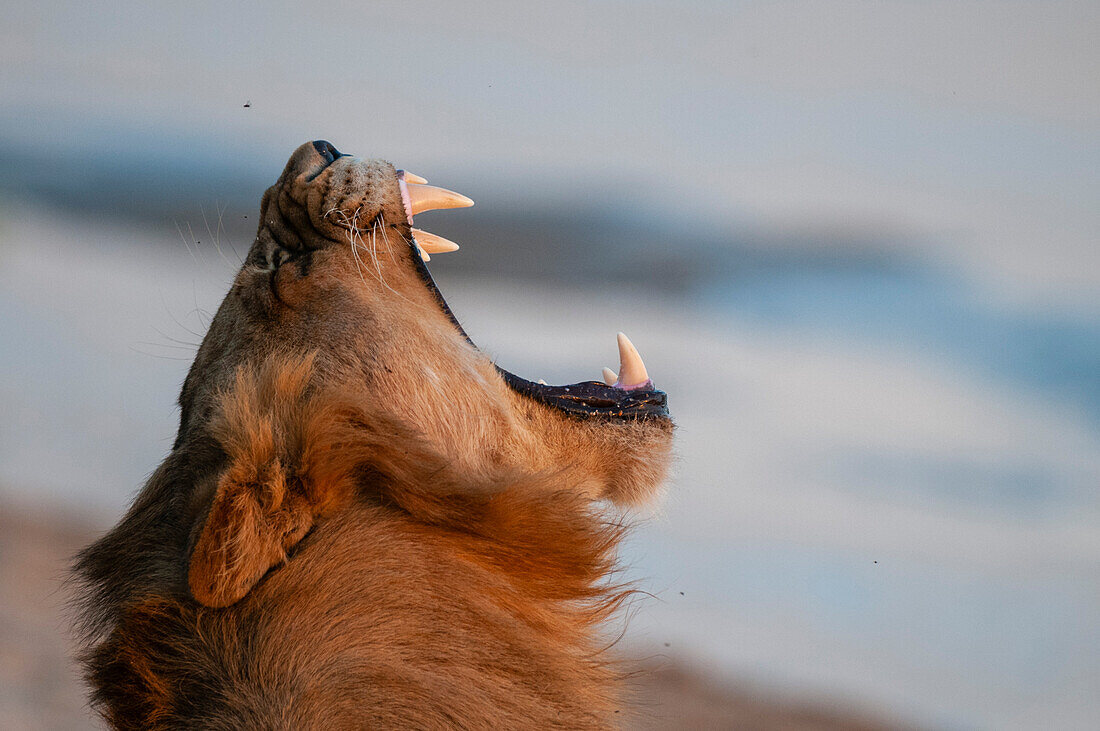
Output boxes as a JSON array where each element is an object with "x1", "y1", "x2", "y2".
[{"x1": 406, "y1": 224, "x2": 670, "y2": 422}]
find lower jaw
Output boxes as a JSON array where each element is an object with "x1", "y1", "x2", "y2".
[{"x1": 498, "y1": 369, "x2": 669, "y2": 420}]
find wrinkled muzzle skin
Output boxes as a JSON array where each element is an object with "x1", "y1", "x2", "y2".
[{"x1": 74, "y1": 141, "x2": 674, "y2": 730}]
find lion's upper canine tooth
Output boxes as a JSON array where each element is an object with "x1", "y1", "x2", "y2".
[
  {"x1": 406, "y1": 183, "x2": 474, "y2": 215},
  {"x1": 411, "y1": 228, "x2": 460, "y2": 254},
  {"x1": 602, "y1": 367, "x2": 618, "y2": 386},
  {"x1": 616, "y1": 332, "x2": 649, "y2": 387},
  {"x1": 399, "y1": 170, "x2": 428, "y2": 184}
]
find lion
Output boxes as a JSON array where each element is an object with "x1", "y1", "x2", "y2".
[{"x1": 73, "y1": 141, "x2": 673, "y2": 729}]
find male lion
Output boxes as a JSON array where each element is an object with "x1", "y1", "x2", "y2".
[{"x1": 74, "y1": 141, "x2": 673, "y2": 729}]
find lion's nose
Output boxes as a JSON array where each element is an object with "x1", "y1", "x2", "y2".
[{"x1": 312, "y1": 140, "x2": 342, "y2": 164}]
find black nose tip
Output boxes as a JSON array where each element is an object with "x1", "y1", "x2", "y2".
[{"x1": 312, "y1": 140, "x2": 342, "y2": 164}]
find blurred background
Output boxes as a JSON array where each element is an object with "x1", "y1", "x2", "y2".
[{"x1": 1, "y1": 1, "x2": 1098, "y2": 728}]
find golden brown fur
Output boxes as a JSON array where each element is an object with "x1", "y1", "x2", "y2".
[{"x1": 74, "y1": 142, "x2": 673, "y2": 729}]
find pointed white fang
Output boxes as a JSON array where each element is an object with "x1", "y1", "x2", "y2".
[
  {"x1": 400, "y1": 170, "x2": 428, "y2": 184},
  {"x1": 416, "y1": 243, "x2": 430, "y2": 261},
  {"x1": 411, "y1": 228, "x2": 460, "y2": 254},
  {"x1": 537, "y1": 378, "x2": 547, "y2": 385},
  {"x1": 602, "y1": 367, "x2": 618, "y2": 386},
  {"x1": 406, "y1": 183, "x2": 474, "y2": 215},
  {"x1": 616, "y1": 332, "x2": 649, "y2": 387}
]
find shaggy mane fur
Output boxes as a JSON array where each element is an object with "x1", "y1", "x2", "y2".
[{"x1": 75, "y1": 355, "x2": 648, "y2": 729}]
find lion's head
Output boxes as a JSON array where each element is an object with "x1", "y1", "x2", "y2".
[{"x1": 106, "y1": 140, "x2": 673, "y2": 608}]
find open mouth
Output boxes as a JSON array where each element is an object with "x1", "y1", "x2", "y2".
[
  {"x1": 312, "y1": 142, "x2": 669, "y2": 421},
  {"x1": 400, "y1": 172, "x2": 668, "y2": 422}
]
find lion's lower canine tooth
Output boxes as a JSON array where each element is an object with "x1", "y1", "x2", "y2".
[
  {"x1": 411, "y1": 228, "x2": 460, "y2": 254},
  {"x1": 406, "y1": 183, "x2": 474, "y2": 215},
  {"x1": 602, "y1": 367, "x2": 618, "y2": 386},
  {"x1": 616, "y1": 332, "x2": 649, "y2": 387},
  {"x1": 416, "y1": 243, "x2": 430, "y2": 261},
  {"x1": 399, "y1": 170, "x2": 428, "y2": 184}
]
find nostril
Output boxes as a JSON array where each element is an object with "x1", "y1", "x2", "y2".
[{"x1": 312, "y1": 140, "x2": 342, "y2": 164}]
